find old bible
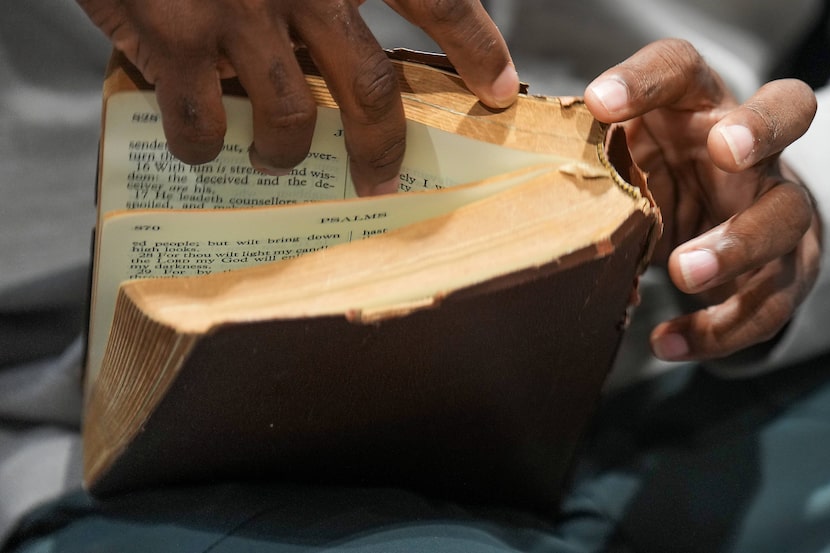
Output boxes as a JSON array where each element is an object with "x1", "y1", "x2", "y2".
[{"x1": 83, "y1": 50, "x2": 661, "y2": 508}]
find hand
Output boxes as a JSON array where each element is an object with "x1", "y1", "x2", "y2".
[
  {"x1": 584, "y1": 39, "x2": 821, "y2": 362},
  {"x1": 76, "y1": 0, "x2": 519, "y2": 196}
]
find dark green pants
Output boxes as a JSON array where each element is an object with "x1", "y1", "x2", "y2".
[{"x1": 5, "y1": 355, "x2": 830, "y2": 553}]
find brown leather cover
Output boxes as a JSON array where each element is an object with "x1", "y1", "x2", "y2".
[{"x1": 88, "y1": 211, "x2": 652, "y2": 509}]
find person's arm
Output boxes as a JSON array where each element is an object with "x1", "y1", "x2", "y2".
[
  {"x1": 75, "y1": 0, "x2": 520, "y2": 196},
  {"x1": 584, "y1": 38, "x2": 823, "y2": 368}
]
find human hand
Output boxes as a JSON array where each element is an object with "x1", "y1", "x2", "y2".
[
  {"x1": 584, "y1": 39, "x2": 821, "y2": 362},
  {"x1": 76, "y1": 0, "x2": 519, "y2": 196}
]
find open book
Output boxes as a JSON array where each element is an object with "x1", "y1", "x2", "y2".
[{"x1": 83, "y1": 50, "x2": 661, "y2": 508}]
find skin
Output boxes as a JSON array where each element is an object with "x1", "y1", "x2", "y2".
[
  {"x1": 584, "y1": 38, "x2": 821, "y2": 363},
  {"x1": 74, "y1": 0, "x2": 519, "y2": 197},
  {"x1": 75, "y1": 1, "x2": 819, "y2": 363}
]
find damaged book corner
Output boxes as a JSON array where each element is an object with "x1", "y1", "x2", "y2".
[{"x1": 82, "y1": 49, "x2": 662, "y2": 509}]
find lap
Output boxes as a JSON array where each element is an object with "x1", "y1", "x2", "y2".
[
  {"x1": 5, "y1": 354, "x2": 830, "y2": 553},
  {"x1": 567, "y1": 355, "x2": 830, "y2": 552}
]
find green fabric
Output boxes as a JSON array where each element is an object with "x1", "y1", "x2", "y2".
[{"x1": 6, "y1": 356, "x2": 830, "y2": 553}]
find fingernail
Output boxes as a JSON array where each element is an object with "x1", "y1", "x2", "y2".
[
  {"x1": 489, "y1": 63, "x2": 520, "y2": 108},
  {"x1": 249, "y1": 145, "x2": 291, "y2": 176},
  {"x1": 653, "y1": 333, "x2": 690, "y2": 361},
  {"x1": 719, "y1": 124, "x2": 755, "y2": 166},
  {"x1": 679, "y1": 249, "x2": 719, "y2": 290},
  {"x1": 589, "y1": 78, "x2": 629, "y2": 114}
]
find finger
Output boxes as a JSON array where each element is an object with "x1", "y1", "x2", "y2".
[
  {"x1": 385, "y1": 0, "x2": 519, "y2": 108},
  {"x1": 708, "y1": 79, "x2": 817, "y2": 171},
  {"x1": 667, "y1": 181, "x2": 814, "y2": 294},
  {"x1": 293, "y1": 4, "x2": 406, "y2": 196},
  {"x1": 585, "y1": 38, "x2": 729, "y2": 124},
  {"x1": 650, "y1": 263, "x2": 798, "y2": 361},
  {"x1": 651, "y1": 214, "x2": 820, "y2": 362},
  {"x1": 652, "y1": 180, "x2": 820, "y2": 362},
  {"x1": 154, "y1": 60, "x2": 226, "y2": 165},
  {"x1": 224, "y1": 30, "x2": 317, "y2": 175}
]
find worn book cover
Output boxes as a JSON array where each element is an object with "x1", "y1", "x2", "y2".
[{"x1": 83, "y1": 50, "x2": 661, "y2": 508}]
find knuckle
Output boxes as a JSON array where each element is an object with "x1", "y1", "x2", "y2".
[
  {"x1": 253, "y1": 102, "x2": 316, "y2": 168},
  {"x1": 650, "y1": 38, "x2": 722, "y2": 103},
  {"x1": 661, "y1": 38, "x2": 704, "y2": 69},
  {"x1": 352, "y1": 53, "x2": 400, "y2": 124},
  {"x1": 350, "y1": 133, "x2": 406, "y2": 175},
  {"x1": 658, "y1": 38, "x2": 706, "y2": 82},
  {"x1": 260, "y1": 101, "x2": 316, "y2": 133},
  {"x1": 748, "y1": 297, "x2": 792, "y2": 344},
  {"x1": 369, "y1": 135, "x2": 407, "y2": 173},
  {"x1": 259, "y1": 60, "x2": 317, "y2": 132},
  {"x1": 770, "y1": 184, "x2": 814, "y2": 237},
  {"x1": 452, "y1": 18, "x2": 500, "y2": 59},
  {"x1": 717, "y1": 229, "x2": 756, "y2": 271},
  {"x1": 707, "y1": 325, "x2": 737, "y2": 358}
]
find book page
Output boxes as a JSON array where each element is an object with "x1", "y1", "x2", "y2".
[
  {"x1": 89, "y1": 90, "x2": 584, "y2": 390},
  {"x1": 100, "y1": 91, "x2": 567, "y2": 214},
  {"x1": 87, "y1": 167, "x2": 552, "y2": 386}
]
